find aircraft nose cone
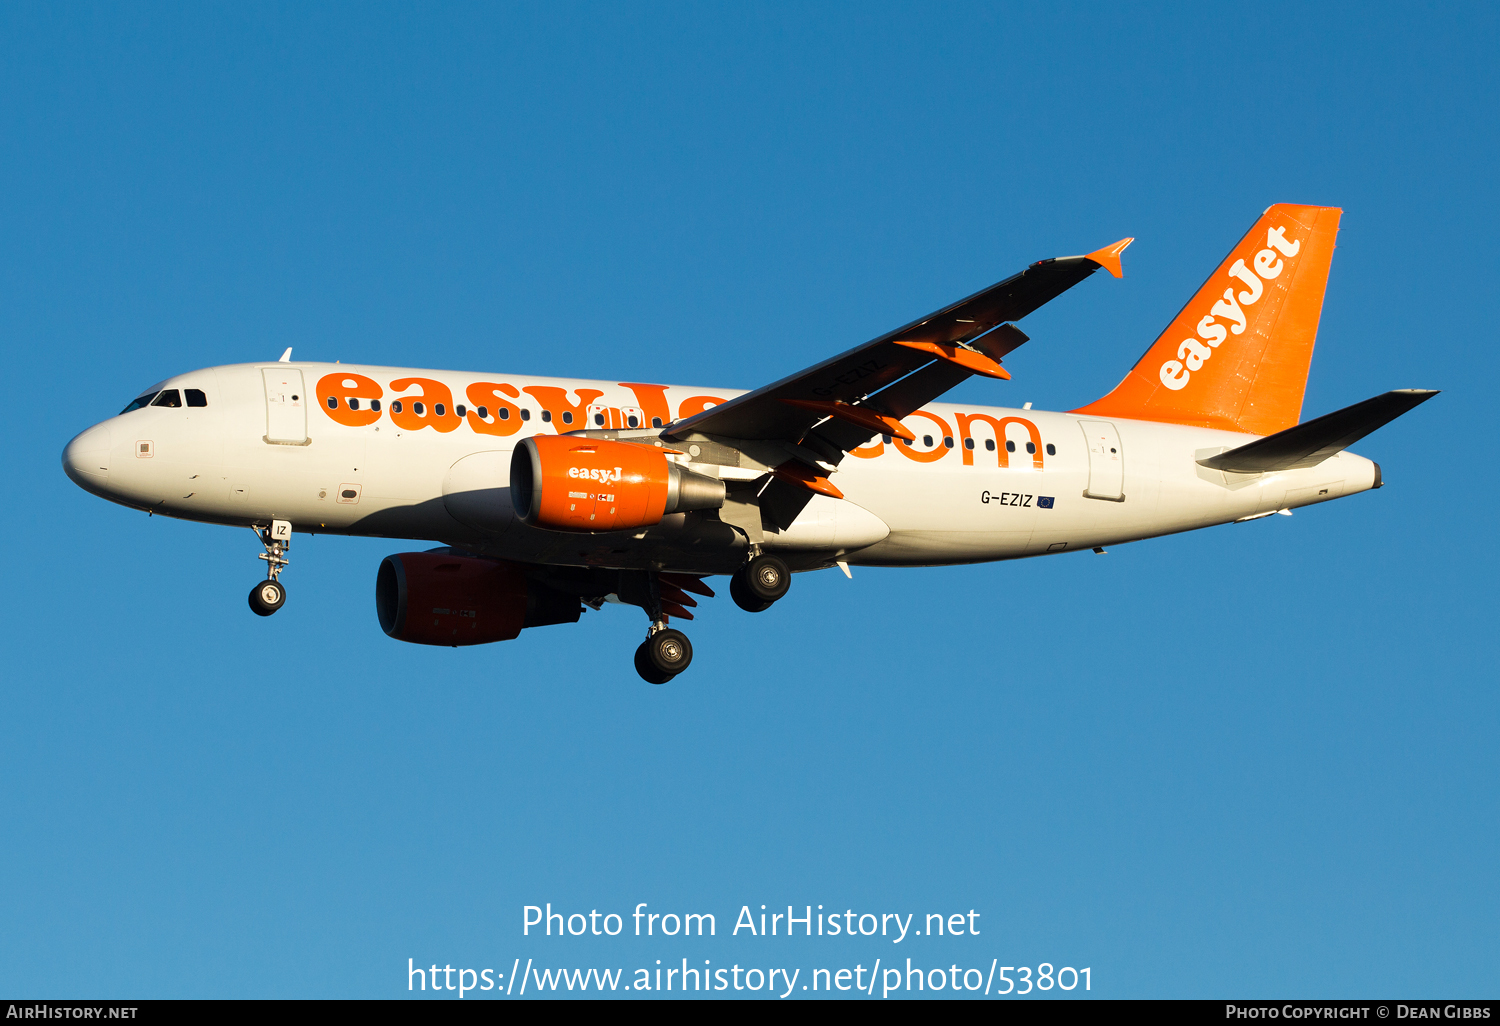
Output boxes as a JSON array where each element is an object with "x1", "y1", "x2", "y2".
[{"x1": 63, "y1": 423, "x2": 112, "y2": 492}]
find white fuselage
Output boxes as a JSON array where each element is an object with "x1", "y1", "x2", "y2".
[{"x1": 62, "y1": 361, "x2": 1379, "y2": 574}]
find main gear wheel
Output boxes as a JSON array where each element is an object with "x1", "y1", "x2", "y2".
[{"x1": 731, "y1": 553, "x2": 789, "y2": 611}]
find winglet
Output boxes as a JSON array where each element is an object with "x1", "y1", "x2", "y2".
[
  {"x1": 1085, "y1": 238, "x2": 1133, "y2": 279},
  {"x1": 278, "y1": 347, "x2": 293, "y2": 362}
]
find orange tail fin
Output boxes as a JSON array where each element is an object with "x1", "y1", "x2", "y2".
[{"x1": 1072, "y1": 204, "x2": 1342, "y2": 436}]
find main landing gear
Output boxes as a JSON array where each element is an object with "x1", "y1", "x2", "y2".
[
  {"x1": 627, "y1": 556, "x2": 789, "y2": 682},
  {"x1": 248, "y1": 520, "x2": 292, "y2": 617},
  {"x1": 730, "y1": 553, "x2": 790, "y2": 613},
  {"x1": 624, "y1": 570, "x2": 702, "y2": 684},
  {"x1": 634, "y1": 626, "x2": 693, "y2": 685}
]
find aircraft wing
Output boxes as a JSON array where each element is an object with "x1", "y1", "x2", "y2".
[{"x1": 665, "y1": 238, "x2": 1133, "y2": 450}]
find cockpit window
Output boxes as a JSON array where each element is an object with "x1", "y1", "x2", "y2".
[
  {"x1": 185, "y1": 388, "x2": 207, "y2": 407},
  {"x1": 120, "y1": 391, "x2": 160, "y2": 414},
  {"x1": 151, "y1": 389, "x2": 183, "y2": 408}
]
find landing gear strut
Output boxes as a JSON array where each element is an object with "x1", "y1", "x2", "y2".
[
  {"x1": 248, "y1": 520, "x2": 291, "y2": 617},
  {"x1": 621, "y1": 569, "x2": 696, "y2": 683},
  {"x1": 731, "y1": 553, "x2": 790, "y2": 612}
]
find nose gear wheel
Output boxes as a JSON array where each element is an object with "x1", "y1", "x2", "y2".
[
  {"x1": 249, "y1": 522, "x2": 291, "y2": 617},
  {"x1": 249, "y1": 579, "x2": 286, "y2": 616}
]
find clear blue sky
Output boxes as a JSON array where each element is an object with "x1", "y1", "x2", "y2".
[{"x1": 1, "y1": 2, "x2": 1495, "y2": 999}]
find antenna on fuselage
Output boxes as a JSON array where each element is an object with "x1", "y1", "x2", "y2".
[{"x1": 278, "y1": 348, "x2": 293, "y2": 362}]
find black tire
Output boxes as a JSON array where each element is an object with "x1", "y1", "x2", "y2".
[
  {"x1": 730, "y1": 572, "x2": 774, "y2": 613},
  {"x1": 743, "y1": 554, "x2": 790, "y2": 603},
  {"x1": 646, "y1": 628, "x2": 693, "y2": 676},
  {"x1": 634, "y1": 642, "x2": 674, "y2": 685},
  {"x1": 249, "y1": 579, "x2": 286, "y2": 617}
]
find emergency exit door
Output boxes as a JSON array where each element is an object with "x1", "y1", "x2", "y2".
[
  {"x1": 1079, "y1": 420, "x2": 1124, "y2": 501},
  {"x1": 263, "y1": 368, "x2": 307, "y2": 444}
]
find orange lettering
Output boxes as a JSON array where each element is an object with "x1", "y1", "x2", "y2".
[
  {"x1": 620, "y1": 383, "x2": 672, "y2": 429},
  {"x1": 465, "y1": 382, "x2": 524, "y2": 437},
  {"x1": 389, "y1": 377, "x2": 461, "y2": 433},
  {"x1": 954, "y1": 413, "x2": 1043, "y2": 469},
  {"x1": 522, "y1": 386, "x2": 604, "y2": 431},
  {"x1": 316, "y1": 373, "x2": 383, "y2": 427},
  {"x1": 892, "y1": 411, "x2": 952, "y2": 464},
  {"x1": 676, "y1": 395, "x2": 727, "y2": 420}
]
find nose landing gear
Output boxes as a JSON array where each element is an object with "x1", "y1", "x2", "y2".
[{"x1": 248, "y1": 520, "x2": 292, "y2": 617}]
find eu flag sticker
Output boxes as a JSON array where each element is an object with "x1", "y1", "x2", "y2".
[{"x1": 1037, "y1": 496, "x2": 1055, "y2": 509}]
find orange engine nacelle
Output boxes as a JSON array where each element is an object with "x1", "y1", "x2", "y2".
[
  {"x1": 511, "y1": 436, "x2": 725, "y2": 532},
  {"x1": 375, "y1": 551, "x2": 581, "y2": 646}
]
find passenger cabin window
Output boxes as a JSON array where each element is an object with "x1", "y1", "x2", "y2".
[
  {"x1": 652, "y1": 417, "x2": 663, "y2": 428},
  {"x1": 348, "y1": 398, "x2": 360, "y2": 410},
  {"x1": 185, "y1": 389, "x2": 207, "y2": 407},
  {"x1": 964, "y1": 437, "x2": 974, "y2": 450},
  {"x1": 521, "y1": 409, "x2": 531, "y2": 421},
  {"x1": 985, "y1": 439, "x2": 996, "y2": 451},
  {"x1": 151, "y1": 389, "x2": 183, "y2": 408},
  {"x1": 391, "y1": 400, "x2": 403, "y2": 414},
  {"x1": 922, "y1": 435, "x2": 933, "y2": 447},
  {"x1": 454, "y1": 404, "x2": 465, "y2": 417},
  {"x1": 541, "y1": 410, "x2": 551, "y2": 422},
  {"x1": 1026, "y1": 441, "x2": 1036, "y2": 454},
  {"x1": 1046, "y1": 443, "x2": 1055, "y2": 456},
  {"x1": 327, "y1": 396, "x2": 338, "y2": 409},
  {"x1": 120, "y1": 392, "x2": 160, "y2": 414},
  {"x1": 434, "y1": 403, "x2": 446, "y2": 417},
  {"x1": 561, "y1": 411, "x2": 573, "y2": 425},
  {"x1": 371, "y1": 399, "x2": 381, "y2": 412},
  {"x1": 1005, "y1": 440, "x2": 1016, "y2": 452}
]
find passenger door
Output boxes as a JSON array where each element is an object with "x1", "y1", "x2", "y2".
[
  {"x1": 1079, "y1": 420, "x2": 1124, "y2": 501},
  {"x1": 263, "y1": 368, "x2": 307, "y2": 444}
]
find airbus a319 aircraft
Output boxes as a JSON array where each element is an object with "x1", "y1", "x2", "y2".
[{"x1": 63, "y1": 204, "x2": 1436, "y2": 682}]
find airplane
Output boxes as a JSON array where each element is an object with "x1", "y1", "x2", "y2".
[{"x1": 62, "y1": 203, "x2": 1436, "y2": 683}]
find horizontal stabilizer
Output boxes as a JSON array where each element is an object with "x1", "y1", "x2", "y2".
[{"x1": 1197, "y1": 389, "x2": 1439, "y2": 473}]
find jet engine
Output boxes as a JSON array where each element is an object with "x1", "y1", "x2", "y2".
[
  {"x1": 511, "y1": 436, "x2": 725, "y2": 532},
  {"x1": 375, "y1": 551, "x2": 581, "y2": 646}
]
